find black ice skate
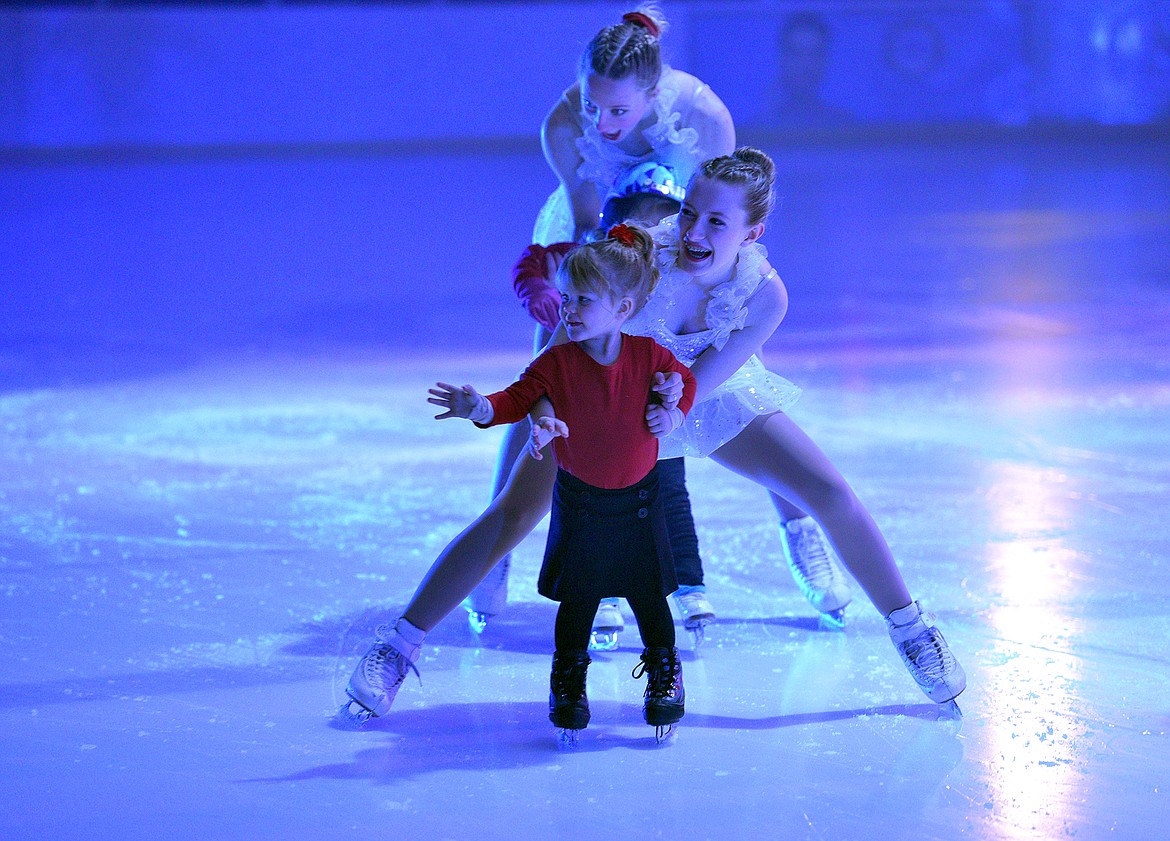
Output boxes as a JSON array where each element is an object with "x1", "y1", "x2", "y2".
[
  {"x1": 549, "y1": 649, "x2": 591, "y2": 747},
  {"x1": 633, "y1": 646, "x2": 685, "y2": 743}
]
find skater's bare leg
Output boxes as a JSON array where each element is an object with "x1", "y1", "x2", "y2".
[
  {"x1": 711, "y1": 412, "x2": 912, "y2": 615},
  {"x1": 402, "y1": 451, "x2": 557, "y2": 631},
  {"x1": 768, "y1": 489, "x2": 806, "y2": 522},
  {"x1": 466, "y1": 324, "x2": 554, "y2": 616}
]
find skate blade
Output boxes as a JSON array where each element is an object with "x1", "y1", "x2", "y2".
[
  {"x1": 688, "y1": 625, "x2": 706, "y2": 650},
  {"x1": 818, "y1": 608, "x2": 847, "y2": 631},
  {"x1": 683, "y1": 614, "x2": 715, "y2": 631},
  {"x1": 465, "y1": 609, "x2": 490, "y2": 636},
  {"x1": 589, "y1": 630, "x2": 620, "y2": 651},
  {"x1": 654, "y1": 724, "x2": 677, "y2": 745},
  {"x1": 334, "y1": 698, "x2": 377, "y2": 729},
  {"x1": 556, "y1": 728, "x2": 583, "y2": 749},
  {"x1": 937, "y1": 699, "x2": 963, "y2": 721}
]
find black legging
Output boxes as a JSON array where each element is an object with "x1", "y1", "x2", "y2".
[
  {"x1": 657, "y1": 457, "x2": 703, "y2": 588},
  {"x1": 554, "y1": 592, "x2": 676, "y2": 652}
]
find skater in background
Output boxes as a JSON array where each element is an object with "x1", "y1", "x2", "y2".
[
  {"x1": 346, "y1": 224, "x2": 697, "y2": 743},
  {"x1": 345, "y1": 148, "x2": 966, "y2": 721},
  {"x1": 470, "y1": 2, "x2": 742, "y2": 639}
]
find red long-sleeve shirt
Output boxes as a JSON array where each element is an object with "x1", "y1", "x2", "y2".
[{"x1": 485, "y1": 336, "x2": 696, "y2": 489}]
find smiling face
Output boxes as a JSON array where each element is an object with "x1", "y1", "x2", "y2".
[
  {"x1": 555, "y1": 274, "x2": 629, "y2": 344},
  {"x1": 676, "y1": 176, "x2": 765, "y2": 282},
  {"x1": 580, "y1": 74, "x2": 655, "y2": 143}
]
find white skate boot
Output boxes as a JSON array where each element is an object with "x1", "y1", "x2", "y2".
[
  {"x1": 673, "y1": 586, "x2": 715, "y2": 648},
  {"x1": 589, "y1": 599, "x2": 624, "y2": 651},
  {"x1": 338, "y1": 620, "x2": 422, "y2": 725},
  {"x1": 463, "y1": 556, "x2": 510, "y2": 636},
  {"x1": 781, "y1": 516, "x2": 852, "y2": 627},
  {"x1": 887, "y1": 601, "x2": 966, "y2": 715}
]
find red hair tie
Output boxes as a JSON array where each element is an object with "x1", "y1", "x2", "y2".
[
  {"x1": 608, "y1": 223, "x2": 637, "y2": 246},
  {"x1": 622, "y1": 11, "x2": 660, "y2": 38}
]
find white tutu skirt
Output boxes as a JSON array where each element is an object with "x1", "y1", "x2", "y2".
[
  {"x1": 660, "y1": 355, "x2": 802, "y2": 459},
  {"x1": 532, "y1": 185, "x2": 574, "y2": 246}
]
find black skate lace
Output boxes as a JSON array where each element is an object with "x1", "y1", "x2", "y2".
[
  {"x1": 632, "y1": 652, "x2": 680, "y2": 699},
  {"x1": 902, "y1": 628, "x2": 956, "y2": 682}
]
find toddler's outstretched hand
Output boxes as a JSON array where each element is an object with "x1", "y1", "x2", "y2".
[
  {"x1": 645, "y1": 404, "x2": 684, "y2": 438},
  {"x1": 651, "y1": 371, "x2": 683, "y2": 410},
  {"x1": 527, "y1": 416, "x2": 569, "y2": 460},
  {"x1": 428, "y1": 382, "x2": 492, "y2": 423}
]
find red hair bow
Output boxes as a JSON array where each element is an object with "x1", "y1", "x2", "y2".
[
  {"x1": 608, "y1": 223, "x2": 637, "y2": 246},
  {"x1": 622, "y1": 11, "x2": 660, "y2": 38}
]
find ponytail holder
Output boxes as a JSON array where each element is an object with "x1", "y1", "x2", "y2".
[
  {"x1": 608, "y1": 223, "x2": 637, "y2": 246},
  {"x1": 622, "y1": 11, "x2": 660, "y2": 37}
]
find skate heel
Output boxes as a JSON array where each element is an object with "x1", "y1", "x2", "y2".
[
  {"x1": 589, "y1": 599, "x2": 624, "y2": 652},
  {"x1": 589, "y1": 628, "x2": 620, "y2": 651},
  {"x1": 674, "y1": 587, "x2": 715, "y2": 650},
  {"x1": 465, "y1": 607, "x2": 491, "y2": 636}
]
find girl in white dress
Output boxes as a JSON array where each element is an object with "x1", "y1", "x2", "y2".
[{"x1": 341, "y1": 149, "x2": 966, "y2": 723}]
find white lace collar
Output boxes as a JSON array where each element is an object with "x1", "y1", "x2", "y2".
[
  {"x1": 574, "y1": 68, "x2": 702, "y2": 188},
  {"x1": 649, "y1": 215, "x2": 769, "y2": 352}
]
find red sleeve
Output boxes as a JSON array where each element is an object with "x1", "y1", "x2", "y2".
[
  {"x1": 482, "y1": 352, "x2": 559, "y2": 427},
  {"x1": 512, "y1": 242, "x2": 573, "y2": 332}
]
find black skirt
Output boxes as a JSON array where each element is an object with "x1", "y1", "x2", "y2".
[{"x1": 538, "y1": 466, "x2": 678, "y2": 602}]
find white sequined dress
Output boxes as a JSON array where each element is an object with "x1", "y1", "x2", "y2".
[
  {"x1": 533, "y1": 69, "x2": 713, "y2": 246},
  {"x1": 624, "y1": 216, "x2": 803, "y2": 459}
]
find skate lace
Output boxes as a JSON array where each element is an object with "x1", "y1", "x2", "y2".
[
  {"x1": 364, "y1": 625, "x2": 421, "y2": 690},
  {"x1": 632, "y1": 653, "x2": 680, "y2": 699},
  {"x1": 551, "y1": 655, "x2": 589, "y2": 701},
  {"x1": 900, "y1": 627, "x2": 957, "y2": 683},
  {"x1": 789, "y1": 525, "x2": 836, "y2": 586}
]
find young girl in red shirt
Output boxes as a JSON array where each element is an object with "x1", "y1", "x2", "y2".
[{"x1": 381, "y1": 224, "x2": 695, "y2": 744}]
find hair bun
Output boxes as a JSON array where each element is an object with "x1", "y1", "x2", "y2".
[{"x1": 733, "y1": 147, "x2": 776, "y2": 182}]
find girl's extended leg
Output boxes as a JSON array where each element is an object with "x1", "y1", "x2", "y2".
[
  {"x1": 712, "y1": 413, "x2": 966, "y2": 706},
  {"x1": 402, "y1": 447, "x2": 557, "y2": 631},
  {"x1": 710, "y1": 412, "x2": 912, "y2": 616}
]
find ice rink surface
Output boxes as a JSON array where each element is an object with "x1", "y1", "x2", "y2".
[{"x1": 2, "y1": 138, "x2": 1168, "y2": 839}]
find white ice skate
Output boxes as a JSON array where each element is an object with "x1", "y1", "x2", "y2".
[
  {"x1": 887, "y1": 601, "x2": 967, "y2": 716},
  {"x1": 673, "y1": 586, "x2": 715, "y2": 648},
  {"x1": 589, "y1": 599, "x2": 624, "y2": 651},
  {"x1": 463, "y1": 557, "x2": 511, "y2": 636},
  {"x1": 781, "y1": 516, "x2": 852, "y2": 627},
  {"x1": 337, "y1": 623, "x2": 421, "y2": 725}
]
